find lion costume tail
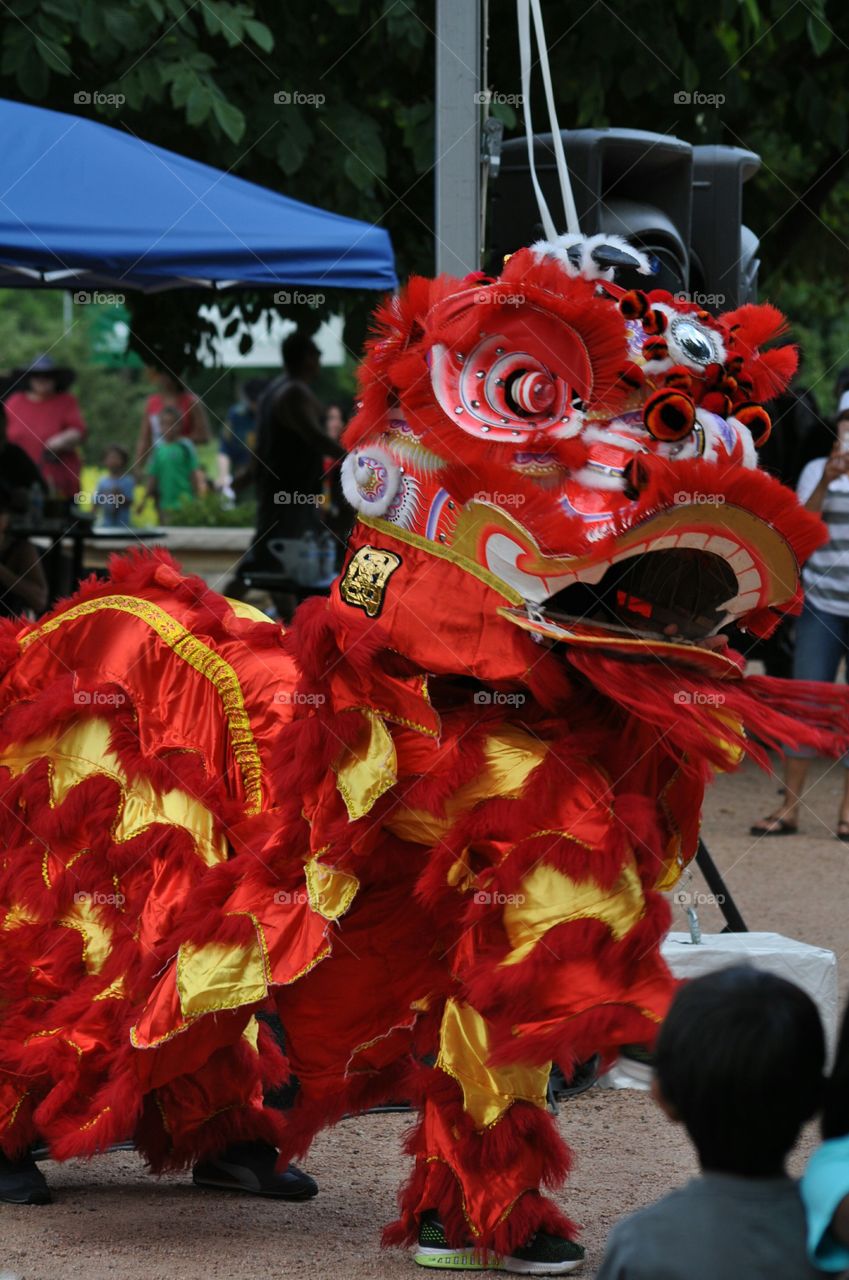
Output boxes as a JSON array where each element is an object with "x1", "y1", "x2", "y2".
[{"x1": 0, "y1": 551, "x2": 334, "y2": 1169}]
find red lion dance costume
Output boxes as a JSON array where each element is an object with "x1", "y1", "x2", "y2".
[{"x1": 0, "y1": 236, "x2": 844, "y2": 1273}]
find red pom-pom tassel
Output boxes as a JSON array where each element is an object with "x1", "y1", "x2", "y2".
[
  {"x1": 641, "y1": 307, "x2": 668, "y2": 336},
  {"x1": 699, "y1": 390, "x2": 732, "y2": 417},
  {"x1": 619, "y1": 290, "x2": 649, "y2": 319},
  {"x1": 643, "y1": 388, "x2": 696, "y2": 441},
  {"x1": 643, "y1": 337, "x2": 669, "y2": 363},
  {"x1": 617, "y1": 362, "x2": 646, "y2": 392},
  {"x1": 733, "y1": 401, "x2": 772, "y2": 446},
  {"x1": 663, "y1": 365, "x2": 694, "y2": 394}
]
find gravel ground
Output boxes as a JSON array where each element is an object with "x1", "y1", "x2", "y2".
[{"x1": 2, "y1": 755, "x2": 847, "y2": 1280}]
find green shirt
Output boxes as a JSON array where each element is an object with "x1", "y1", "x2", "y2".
[{"x1": 147, "y1": 438, "x2": 198, "y2": 514}]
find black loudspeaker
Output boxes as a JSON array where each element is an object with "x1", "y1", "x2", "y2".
[
  {"x1": 690, "y1": 145, "x2": 761, "y2": 311},
  {"x1": 488, "y1": 128, "x2": 694, "y2": 294}
]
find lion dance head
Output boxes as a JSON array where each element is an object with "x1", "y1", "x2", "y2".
[{"x1": 333, "y1": 234, "x2": 822, "y2": 687}]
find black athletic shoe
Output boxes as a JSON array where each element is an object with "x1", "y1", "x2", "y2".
[
  {"x1": 0, "y1": 1151, "x2": 52, "y2": 1205},
  {"x1": 415, "y1": 1213, "x2": 584, "y2": 1273},
  {"x1": 192, "y1": 1141, "x2": 318, "y2": 1200},
  {"x1": 508, "y1": 1232, "x2": 586, "y2": 1274}
]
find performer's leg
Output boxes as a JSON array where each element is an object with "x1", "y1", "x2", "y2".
[
  {"x1": 388, "y1": 1055, "x2": 580, "y2": 1261},
  {"x1": 753, "y1": 599, "x2": 844, "y2": 834},
  {"x1": 385, "y1": 786, "x2": 675, "y2": 1269},
  {"x1": 272, "y1": 857, "x2": 447, "y2": 1168},
  {"x1": 0, "y1": 1150, "x2": 51, "y2": 1205},
  {"x1": 132, "y1": 1018, "x2": 317, "y2": 1199}
]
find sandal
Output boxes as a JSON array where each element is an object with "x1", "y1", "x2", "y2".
[
  {"x1": 750, "y1": 813, "x2": 799, "y2": 836},
  {"x1": 836, "y1": 821, "x2": 849, "y2": 843}
]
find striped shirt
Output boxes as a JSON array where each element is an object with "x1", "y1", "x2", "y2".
[{"x1": 797, "y1": 458, "x2": 849, "y2": 617}]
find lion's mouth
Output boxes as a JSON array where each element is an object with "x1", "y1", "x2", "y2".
[
  {"x1": 463, "y1": 497, "x2": 802, "y2": 655},
  {"x1": 541, "y1": 548, "x2": 739, "y2": 644}
]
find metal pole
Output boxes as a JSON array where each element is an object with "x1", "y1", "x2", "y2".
[
  {"x1": 695, "y1": 837, "x2": 748, "y2": 933},
  {"x1": 435, "y1": 0, "x2": 481, "y2": 276}
]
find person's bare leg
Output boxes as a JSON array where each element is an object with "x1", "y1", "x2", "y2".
[
  {"x1": 751, "y1": 757, "x2": 809, "y2": 833},
  {"x1": 780, "y1": 758, "x2": 810, "y2": 825},
  {"x1": 837, "y1": 765, "x2": 849, "y2": 837}
]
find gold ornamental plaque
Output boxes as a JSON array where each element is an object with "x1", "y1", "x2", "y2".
[{"x1": 339, "y1": 546, "x2": 402, "y2": 618}]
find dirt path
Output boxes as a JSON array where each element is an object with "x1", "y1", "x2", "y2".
[{"x1": 2, "y1": 757, "x2": 846, "y2": 1280}]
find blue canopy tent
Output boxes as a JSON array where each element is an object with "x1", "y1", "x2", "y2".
[{"x1": 0, "y1": 98, "x2": 396, "y2": 292}]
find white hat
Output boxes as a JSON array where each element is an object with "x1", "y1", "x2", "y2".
[{"x1": 839, "y1": 390, "x2": 849, "y2": 414}]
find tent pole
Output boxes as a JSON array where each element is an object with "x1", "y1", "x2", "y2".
[{"x1": 434, "y1": 0, "x2": 482, "y2": 277}]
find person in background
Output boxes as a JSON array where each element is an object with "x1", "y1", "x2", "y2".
[
  {"x1": 5, "y1": 355, "x2": 86, "y2": 499},
  {"x1": 324, "y1": 401, "x2": 346, "y2": 444},
  {"x1": 247, "y1": 331, "x2": 344, "y2": 619},
  {"x1": 802, "y1": 999, "x2": 849, "y2": 1269},
  {"x1": 139, "y1": 404, "x2": 208, "y2": 524},
  {"x1": 0, "y1": 400, "x2": 47, "y2": 511},
  {"x1": 733, "y1": 359, "x2": 829, "y2": 678},
  {"x1": 595, "y1": 967, "x2": 825, "y2": 1280},
  {"x1": 217, "y1": 377, "x2": 266, "y2": 499},
  {"x1": 751, "y1": 407, "x2": 849, "y2": 839},
  {"x1": 94, "y1": 444, "x2": 135, "y2": 529},
  {"x1": 134, "y1": 368, "x2": 210, "y2": 470},
  {"x1": 0, "y1": 483, "x2": 48, "y2": 616},
  {"x1": 321, "y1": 401, "x2": 350, "y2": 556}
]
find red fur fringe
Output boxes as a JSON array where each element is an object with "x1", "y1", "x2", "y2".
[
  {"x1": 566, "y1": 649, "x2": 849, "y2": 771},
  {"x1": 384, "y1": 1068, "x2": 578, "y2": 1253}
]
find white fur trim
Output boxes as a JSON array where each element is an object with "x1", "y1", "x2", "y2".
[
  {"x1": 582, "y1": 423, "x2": 644, "y2": 452},
  {"x1": 341, "y1": 445, "x2": 402, "y2": 516},
  {"x1": 727, "y1": 416, "x2": 759, "y2": 470},
  {"x1": 695, "y1": 407, "x2": 721, "y2": 463},
  {"x1": 548, "y1": 411, "x2": 585, "y2": 439},
  {"x1": 530, "y1": 232, "x2": 583, "y2": 277},
  {"x1": 570, "y1": 466, "x2": 627, "y2": 492},
  {"x1": 530, "y1": 232, "x2": 653, "y2": 281}
]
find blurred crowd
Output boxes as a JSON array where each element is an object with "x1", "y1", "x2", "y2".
[{"x1": 0, "y1": 334, "x2": 350, "y2": 620}]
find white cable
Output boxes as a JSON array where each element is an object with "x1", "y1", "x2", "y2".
[
  {"x1": 517, "y1": 0, "x2": 557, "y2": 241},
  {"x1": 530, "y1": 0, "x2": 580, "y2": 234},
  {"x1": 516, "y1": 0, "x2": 581, "y2": 238}
]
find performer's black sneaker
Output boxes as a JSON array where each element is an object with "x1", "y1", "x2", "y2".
[
  {"x1": 0, "y1": 1151, "x2": 52, "y2": 1205},
  {"x1": 192, "y1": 1141, "x2": 317, "y2": 1200},
  {"x1": 414, "y1": 1213, "x2": 585, "y2": 1273}
]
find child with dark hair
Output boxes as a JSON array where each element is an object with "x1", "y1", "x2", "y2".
[
  {"x1": 801, "y1": 1000, "x2": 849, "y2": 1269},
  {"x1": 596, "y1": 966, "x2": 825, "y2": 1280},
  {"x1": 94, "y1": 444, "x2": 135, "y2": 529},
  {"x1": 140, "y1": 405, "x2": 208, "y2": 524}
]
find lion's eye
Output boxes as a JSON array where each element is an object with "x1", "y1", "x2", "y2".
[
  {"x1": 430, "y1": 338, "x2": 575, "y2": 443},
  {"x1": 667, "y1": 317, "x2": 720, "y2": 367},
  {"x1": 506, "y1": 369, "x2": 557, "y2": 415}
]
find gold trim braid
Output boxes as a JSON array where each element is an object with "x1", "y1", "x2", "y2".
[{"x1": 19, "y1": 595, "x2": 263, "y2": 815}]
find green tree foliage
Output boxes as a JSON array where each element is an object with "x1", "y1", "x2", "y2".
[{"x1": 1, "y1": 0, "x2": 849, "y2": 411}]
